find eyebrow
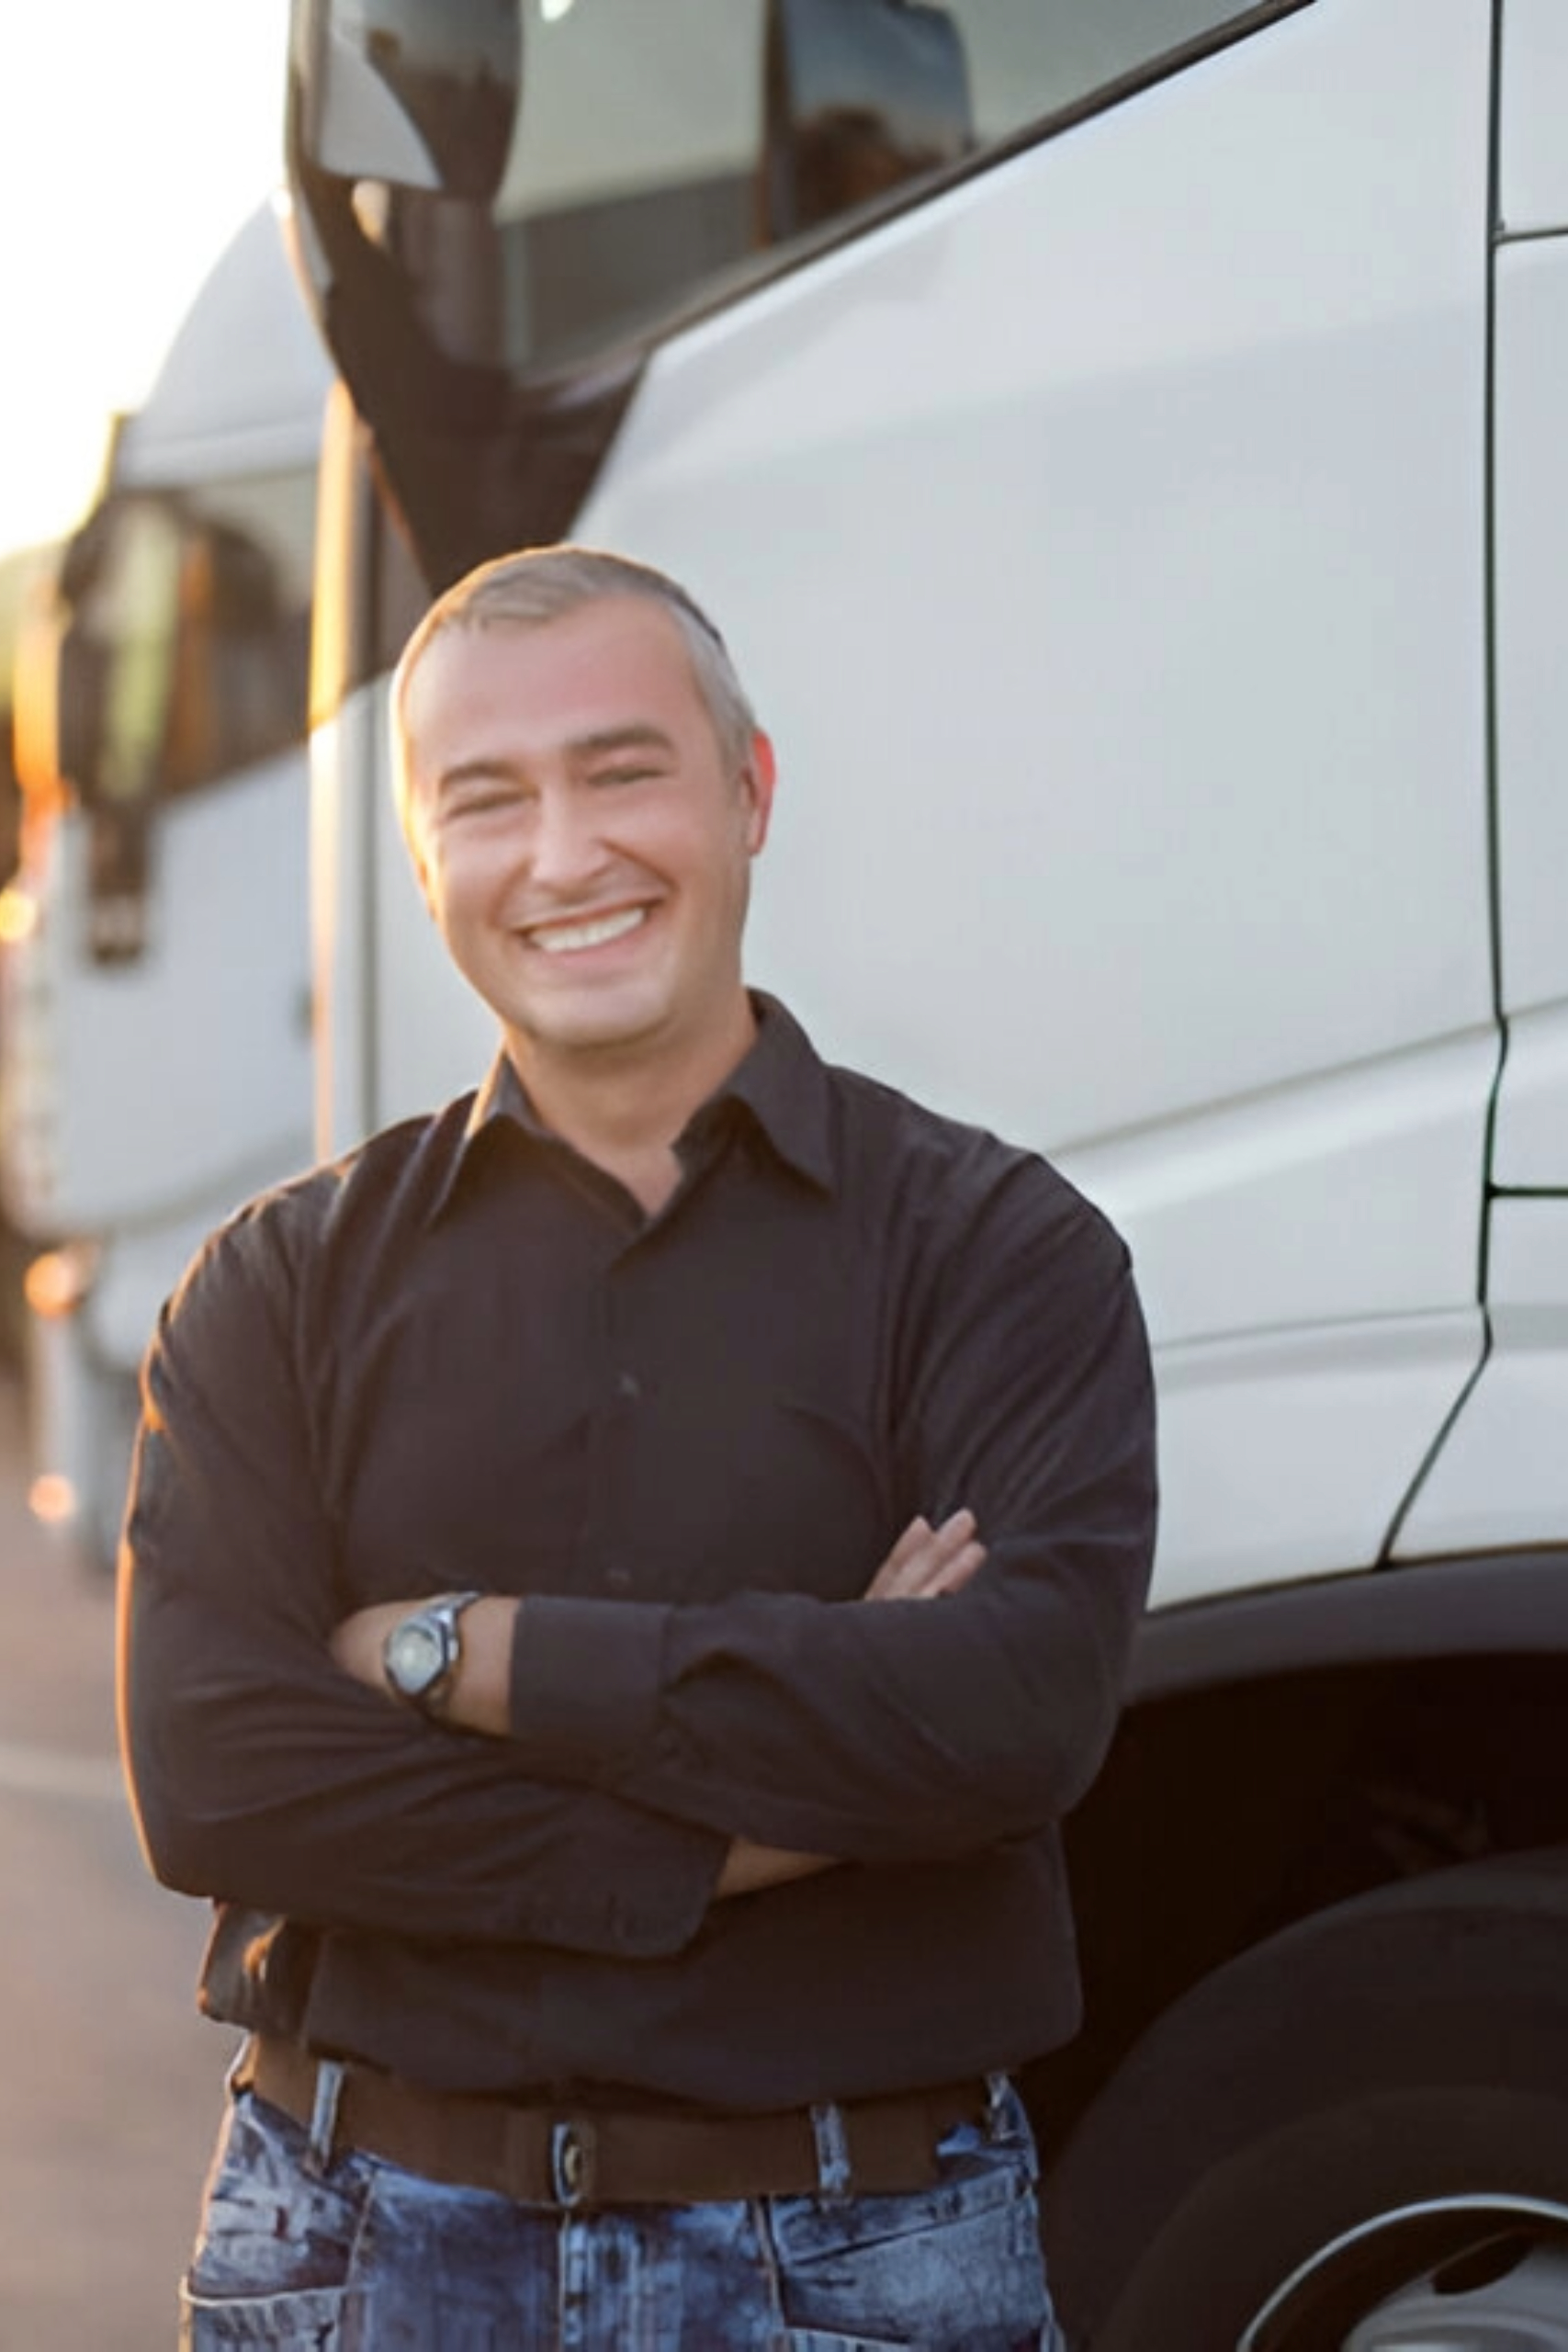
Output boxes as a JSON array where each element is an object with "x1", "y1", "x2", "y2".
[{"x1": 569, "y1": 724, "x2": 678, "y2": 763}]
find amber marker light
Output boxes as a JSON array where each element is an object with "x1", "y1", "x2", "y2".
[
  {"x1": 28, "y1": 1472, "x2": 77, "y2": 1526},
  {"x1": 23, "y1": 1250, "x2": 88, "y2": 1320}
]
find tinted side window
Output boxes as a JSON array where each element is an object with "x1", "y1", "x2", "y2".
[
  {"x1": 489, "y1": 0, "x2": 1284, "y2": 377},
  {"x1": 162, "y1": 468, "x2": 316, "y2": 800},
  {"x1": 957, "y1": 2, "x2": 1276, "y2": 142}
]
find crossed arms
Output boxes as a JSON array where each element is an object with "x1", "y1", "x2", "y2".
[
  {"x1": 119, "y1": 1172, "x2": 1156, "y2": 1961},
  {"x1": 329, "y1": 1507, "x2": 987, "y2": 1900}
]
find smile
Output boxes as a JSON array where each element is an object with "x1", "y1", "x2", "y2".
[{"x1": 525, "y1": 906, "x2": 649, "y2": 956}]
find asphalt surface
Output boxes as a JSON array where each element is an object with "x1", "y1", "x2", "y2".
[{"x1": 0, "y1": 1372, "x2": 220, "y2": 2350}]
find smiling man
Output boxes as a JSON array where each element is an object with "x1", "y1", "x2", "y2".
[
  {"x1": 399, "y1": 581, "x2": 773, "y2": 1212},
  {"x1": 119, "y1": 546, "x2": 1156, "y2": 2350}
]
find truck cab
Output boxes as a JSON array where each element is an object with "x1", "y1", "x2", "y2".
[
  {"x1": 2, "y1": 200, "x2": 330, "y2": 1574},
  {"x1": 283, "y1": 4, "x2": 1568, "y2": 2339}
]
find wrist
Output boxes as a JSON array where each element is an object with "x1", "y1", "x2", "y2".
[{"x1": 446, "y1": 1594, "x2": 520, "y2": 1736}]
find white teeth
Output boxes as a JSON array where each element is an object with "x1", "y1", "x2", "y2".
[{"x1": 529, "y1": 906, "x2": 648, "y2": 955}]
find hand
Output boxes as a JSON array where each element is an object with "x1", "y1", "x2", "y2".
[
  {"x1": 716, "y1": 1840, "x2": 832, "y2": 1898},
  {"x1": 715, "y1": 1512, "x2": 984, "y2": 1901},
  {"x1": 863, "y1": 1508, "x2": 986, "y2": 1602}
]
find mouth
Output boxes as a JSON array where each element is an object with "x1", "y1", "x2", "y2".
[{"x1": 522, "y1": 904, "x2": 651, "y2": 957}]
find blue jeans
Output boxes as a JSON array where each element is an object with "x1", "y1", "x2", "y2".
[{"x1": 180, "y1": 2078, "x2": 1066, "y2": 2348}]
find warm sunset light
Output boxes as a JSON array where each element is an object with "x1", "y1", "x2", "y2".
[
  {"x1": 0, "y1": 887, "x2": 38, "y2": 946},
  {"x1": 0, "y1": 2, "x2": 292, "y2": 557},
  {"x1": 22, "y1": 1251, "x2": 90, "y2": 1322},
  {"x1": 28, "y1": 1471, "x2": 78, "y2": 1525}
]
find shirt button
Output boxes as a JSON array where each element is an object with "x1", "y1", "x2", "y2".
[
  {"x1": 615, "y1": 1370, "x2": 641, "y2": 1401},
  {"x1": 605, "y1": 1565, "x2": 633, "y2": 1595}
]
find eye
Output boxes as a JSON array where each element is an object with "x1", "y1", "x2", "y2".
[
  {"x1": 445, "y1": 785, "x2": 523, "y2": 820},
  {"x1": 588, "y1": 764, "x2": 658, "y2": 789}
]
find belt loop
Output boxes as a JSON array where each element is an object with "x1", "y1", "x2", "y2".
[
  {"x1": 985, "y1": 2071, "x2": 1011, "y2": 2144},
  {"x1": 809, "y1": 2102, "x2": 852, "y2": 2204},
  {"x1": 304, "y1": 2058, "x2": 345, "y2": 2178},
  {"x1": 224, "y1": 2035, "x2": 254, "y2": 2101}
]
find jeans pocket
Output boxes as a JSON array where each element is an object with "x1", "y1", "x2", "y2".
[
  {"x1": 185, "y1": 2090, "x2": 379, "y2": 2309},
  {"x1": 179, "y1": 2279, "x2": 369, "y2": 2347},
  {"x1": 765, "y1": 2144, "x2": 1051, "y2": 2352}
]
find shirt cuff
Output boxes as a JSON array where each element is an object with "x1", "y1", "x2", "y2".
[{"x1": 508, "y1": 1594, "x2": 671, "y2": 1782}]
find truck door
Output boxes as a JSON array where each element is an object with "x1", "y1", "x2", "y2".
[{"x1": 1395, "y1": 0, "x2": 1568, "y2": 1560}]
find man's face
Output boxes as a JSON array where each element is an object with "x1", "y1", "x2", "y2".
[{"x1": 401, "y1": 596, "x2": 773, "y2": 1071}]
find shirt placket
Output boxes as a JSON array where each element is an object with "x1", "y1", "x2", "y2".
[
  {"x1": 572, "y1": 1134, "x2": 726, "y2": 1603},
  {"x1": 578, "y1": 1232, "x2": 647, "y2": 1601}
]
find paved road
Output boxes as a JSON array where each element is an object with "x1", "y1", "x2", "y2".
[{"x1": 0, "y1": 1374, "x2": 220, "y2": 2350}]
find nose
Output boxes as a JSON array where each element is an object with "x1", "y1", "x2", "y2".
[{"x1": 526, "y1": 782, "x2": 607, "y2": 895}]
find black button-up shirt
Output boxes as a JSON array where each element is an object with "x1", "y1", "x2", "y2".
[{"x1": 121, "y1": 999, "x2": 1156, "y2": 2109}]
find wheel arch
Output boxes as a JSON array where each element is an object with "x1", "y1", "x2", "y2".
[{"x1": 1025, "y1": 1552, "x2": 1568, "y2": 2173}]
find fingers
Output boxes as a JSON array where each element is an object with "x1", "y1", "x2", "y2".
[
  {"x1": 929, "y1": 1536, "x2": 986, "y2": 1597},
  {"x1": 876, "y1": 1513, "x2": 938, "y2": 1581},
  {"x1": 864, "y1": 1508, "x2": 986, "y2": 1601}
]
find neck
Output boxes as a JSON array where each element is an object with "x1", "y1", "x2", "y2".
[{"x1": 506, "y1": 994, "x2": 758, "y2": 1211}]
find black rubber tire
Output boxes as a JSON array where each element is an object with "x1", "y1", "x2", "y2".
[{"x1": 1043, "y1": 1849, "x2": 1568, "y2": 2349}]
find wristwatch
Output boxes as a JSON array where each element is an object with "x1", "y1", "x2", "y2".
[{"x1": 382, "y1": 1590, "x2": 483, "y2": 1719}]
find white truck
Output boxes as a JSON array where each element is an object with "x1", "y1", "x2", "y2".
[
  {"x1": 283, "y1": 2, "x2": 1568, "y2": 2341},
  {"x1": 2, "y1": 201, "x2": 331, "y2": 1575}
]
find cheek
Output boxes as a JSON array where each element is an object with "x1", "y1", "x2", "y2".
[
  {"x1": 660, "y1": 809, "x2": 758, "y2": 905},
  {"x1": 424, "y1": 831, "x2": 514, "y2": 922}
]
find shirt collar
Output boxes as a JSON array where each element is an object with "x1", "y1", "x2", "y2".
[
  {"x1": 431, "y1": 993, "x2": 835, "y2": 1222},
  {"x1": 705, "y1": 993, "x2": 835, "y2": 1192}
]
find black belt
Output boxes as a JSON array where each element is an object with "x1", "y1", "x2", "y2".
[{"x1": 239, "y1": 2035, "x2": 991, "y2": 2209}]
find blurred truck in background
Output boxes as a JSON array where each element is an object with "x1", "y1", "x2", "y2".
[
  {"x1": 284, "y1": 1, "x2": 1568, "y2": 2344},
  {"x1": 1, "y1": 199, "x2": 329, "y2": 1577},
  {"x1": 0, "y1": 538, "x2": 60, "y2": 1371},
  {"x1": 0, "y1": 541, "x2": 59, "y2": 888}
]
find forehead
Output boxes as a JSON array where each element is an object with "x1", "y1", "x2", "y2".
[{"x1": 403, "y1": 596, "x2": 705, "y2": 764}]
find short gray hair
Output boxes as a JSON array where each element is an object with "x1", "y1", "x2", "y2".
[{"x1": 391, "y1": 544, "x2": 759, "y2": 844}]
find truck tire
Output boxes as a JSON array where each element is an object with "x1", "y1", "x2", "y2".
[{"x1": 1043, "y1": 1850, "x2": 1568, "y2": 2349}]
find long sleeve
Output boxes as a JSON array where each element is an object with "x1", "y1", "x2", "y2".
[
  {"x1": 118, "y1": 1202, "x2": 727, "y2": 1959},
  {"x1": 505, "y1": 1168, "x2": 1156, "y2": 1861}
]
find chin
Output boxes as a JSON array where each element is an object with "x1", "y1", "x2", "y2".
[{"x1": 516, "y1": 994, "x2": 671, "y2": 1058}]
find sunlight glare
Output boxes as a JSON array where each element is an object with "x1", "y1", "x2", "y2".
[
  {"x1": 0, "y1": 888, "x2": 39, "y2": 947},
  {"x1": 0, "y1": 1, "x2": 293, "y2": 555},
  {"x1": 28, "y1": 1472, "x2": 79, "y2": 1526}
]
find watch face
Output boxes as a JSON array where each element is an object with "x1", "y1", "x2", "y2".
[{"x1": 387, "y1": 1619, "x2": 445, "y2": 1695}]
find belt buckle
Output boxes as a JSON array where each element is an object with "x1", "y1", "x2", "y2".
[{"x1": 549, "y1": 2115, "x2": 596, "y2": 2208}]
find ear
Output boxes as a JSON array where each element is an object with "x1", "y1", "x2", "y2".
[{"x1": 740, "y1": 730, "x2": 777, "y2": 855}]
